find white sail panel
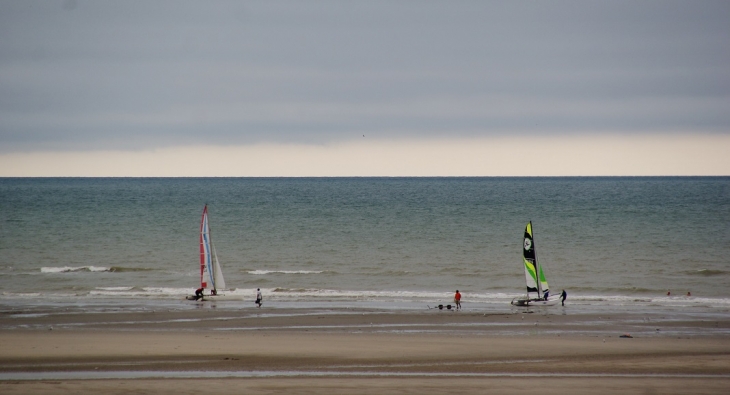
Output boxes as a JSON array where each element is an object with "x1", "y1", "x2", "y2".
[
  {"x1": 523, "y1": 257, "x2": 538, "y2": 292},
  {"x1": 212, "y1": 243, "x2": 226, "y2": 290}
]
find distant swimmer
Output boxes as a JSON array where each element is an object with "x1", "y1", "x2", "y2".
[
  {"x1": 667, "y1": 290, "x2": 671, "y2": 296},
  {"x1": 560, "y1": 289, "x2": 567, "y2": 306},
  {"x1": 687, "y1": 291, "x2": 691, "y2": 297},
  {"x1": 454, "y1": 290, "x2": 461, "y2": 310}
]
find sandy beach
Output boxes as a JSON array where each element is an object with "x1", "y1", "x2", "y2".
[{"x1": 2, "y1": 308, "x2": 730, "y2": 394}]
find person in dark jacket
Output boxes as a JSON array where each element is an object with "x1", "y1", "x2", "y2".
[{"x1": 255, "y1": 288, "x2": 262, "y2": 307}]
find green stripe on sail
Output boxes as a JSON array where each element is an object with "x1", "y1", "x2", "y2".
[
  {"x1": 539, "y1": 265, "x2": 549, "y2": 290},
  {"x1": 524, "y1": 257, "x2": 537, "y2": 282}
]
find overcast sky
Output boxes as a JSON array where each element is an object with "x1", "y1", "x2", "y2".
[{"x1": 1, "y1": 0, "x2": 729, "y2": 175}]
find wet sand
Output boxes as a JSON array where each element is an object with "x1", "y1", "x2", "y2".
[{"x1": 2, "y1": 308, "x2": 730, "y2": 394}]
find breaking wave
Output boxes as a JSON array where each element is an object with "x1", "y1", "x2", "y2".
[
  {"x1": 685, "y1": 269, "x2": 727, "y2": 277},
  {"x1": 41, "y1": 266, "x2": 111, "y2": 273},
  {"x1": 248, "y1": 270, "x2": 326, "y2": 275},
  {"x1": 108, "y1": 267, "x2": 154, "y2": 272},
  {"x1": 40, "y1": 266, "x2": 153, "y2": 274}
]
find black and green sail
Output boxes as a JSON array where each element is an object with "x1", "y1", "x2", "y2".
[{"x1": 523, "y1": 221, "x2": 549, "y2": 297}]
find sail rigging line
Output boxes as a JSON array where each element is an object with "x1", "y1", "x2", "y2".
[{"x1": 199, "y1": 205, "x2": 209, "y2": 289}]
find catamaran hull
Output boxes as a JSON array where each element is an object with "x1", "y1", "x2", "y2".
[{"x1": 511, "y1": 297, "x2": 560, "y2": 307}]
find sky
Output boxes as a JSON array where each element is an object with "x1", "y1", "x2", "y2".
[{"x1": 1, "y1": 0, "x2": 729, "y2": 176}]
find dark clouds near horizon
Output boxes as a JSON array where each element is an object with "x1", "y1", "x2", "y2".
[{"x1": 1, "y1": 0, "x2": 729, "y2": 152}]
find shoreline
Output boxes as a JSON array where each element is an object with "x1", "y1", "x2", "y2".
[{"x1": 3, "y1": 305, "x2": 729, "y2": 335}]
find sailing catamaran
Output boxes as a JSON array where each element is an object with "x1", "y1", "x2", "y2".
[
  {"x1": 511, "y1": 221, "x2": 559, "y2": 306},
  {"x1": 187, "y1": 205, "x2": 226, "y2": 301}
]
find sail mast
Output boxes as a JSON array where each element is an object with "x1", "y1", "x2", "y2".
[
  {"x1": 208, "y1": 214, "x2": 215, "y2": 290},
  {"x1": 532, "y1": 221, "x2": 543, "y2": 299}
]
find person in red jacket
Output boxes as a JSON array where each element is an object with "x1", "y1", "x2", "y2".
[{"x1": 454, "y1": 290, "x2": 462, "y2": 310}]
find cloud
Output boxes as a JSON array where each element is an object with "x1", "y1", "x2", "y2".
[{"x1": 0, "y1": 1, "x2": 728, "y2": 169}]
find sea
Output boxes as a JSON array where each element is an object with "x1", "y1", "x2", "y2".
[{"x1": 1, "y1": 177, "x2": 728, "y2": 316}]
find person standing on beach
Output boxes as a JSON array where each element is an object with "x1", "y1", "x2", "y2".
[
  {"x1": 454, "y1": 290, "x2": 461, "y2": 310},
  {"x1": 255, "y1": 288, "x2": 262, "y2": 307},
  {"x1": 560, "y1": 289, "x2": 567, "y2": 306}
]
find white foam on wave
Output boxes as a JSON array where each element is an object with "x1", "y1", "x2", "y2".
[
  {"x1": 41, "y1": 266, "x2": 110, "y2": 273},
  {"x1": 248, "y1": 270, "x2": 324, "y2": 275},
  {"x1": 258, "y1": 288, "x2": 520, "y2": 304},
  {"x1": 571, "y1": 293, "x2": 730, "y2": 304},
  {"x1": 13, "y1": 283, "x2": 729, "y2": 310},
  {"x1": 255, "y1": 289, "x2": 730, "y2": 308},
  {"x1": 95, "y1": 287, "x2": 134, "y2": 291},
  {"x1": 1, "y1": 292, "x2": 43, "y2": 298},
  {"x1": 89, "y1": 287, "x2": 192, "y2": 298}
]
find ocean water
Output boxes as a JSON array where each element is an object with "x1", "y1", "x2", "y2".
[{"x1": 0, "y1": 177, "x2": 728, "y2": 313}]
